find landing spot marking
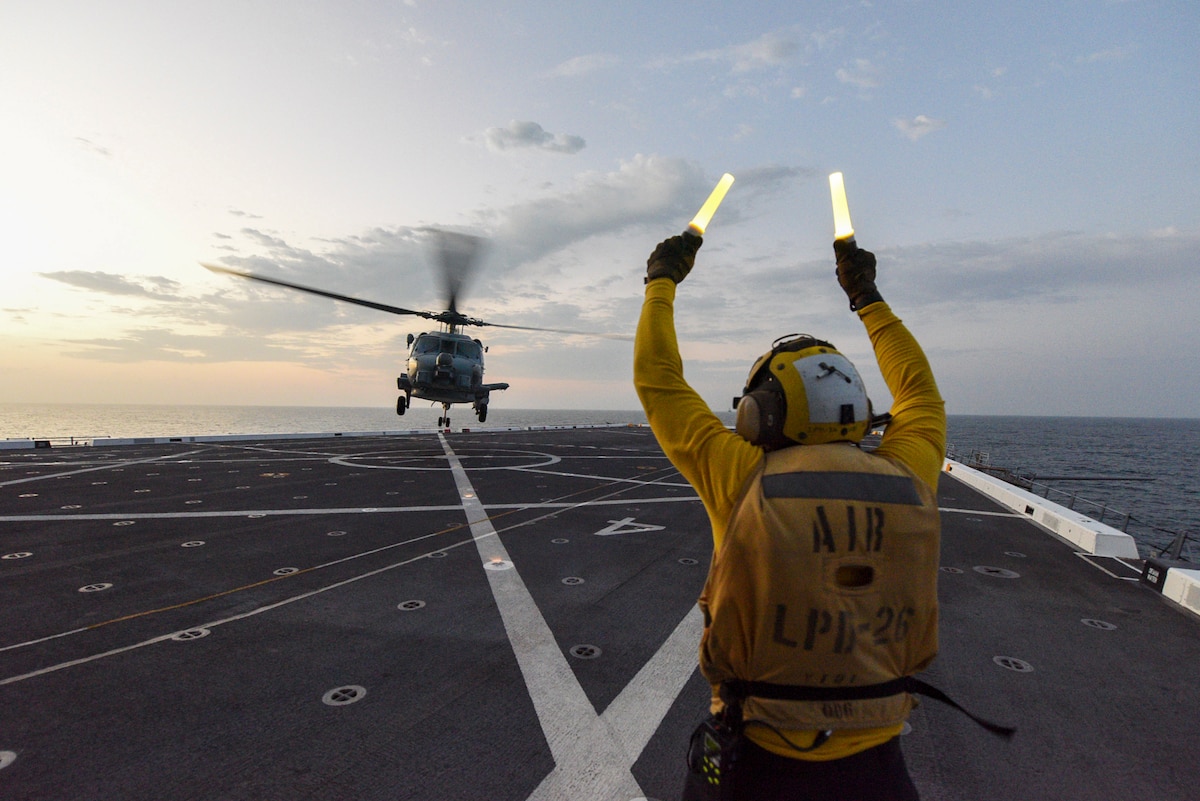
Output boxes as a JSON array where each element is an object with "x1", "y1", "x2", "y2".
[{"x1": 593, "y1": 517, "x2": 665, "y2": 537}]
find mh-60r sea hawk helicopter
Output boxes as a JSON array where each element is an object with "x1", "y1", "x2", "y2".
[{"x1": 205, "y1": 230, "x2": 625, "y2": 428}]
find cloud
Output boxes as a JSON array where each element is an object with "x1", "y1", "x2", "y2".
[
  {"x1": 654, "y1": 31, "x2": 802, "y2": 73},
  {"x1": 836, "y1": 59, "x2": 882, "y2": 89},
  {"x1": 1078, "y1": 45, "x2": 1137, "y2": 63},
  {"x1": 547, "y1": 53, "x2": 620, "y2": 77},
  {"x1": 480, "y1": 121, "x2": 586, "y2": 154},
  {"x1": 894, "y1": 115, "x2": 946, "y2": 141},
  {"x1": 74, "y1": 137, "x2": 111, "y2": 158},
  {"x1": 871, "y1": 229, "x2": 1200, "y2": 310},
  {"x1": 39, "y1": 271, "x2": 184, "y2": 300}
]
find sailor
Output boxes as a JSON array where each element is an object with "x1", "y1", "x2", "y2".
[{"x1": 634, "y1": 233, "x2": 946, "y2": 800}]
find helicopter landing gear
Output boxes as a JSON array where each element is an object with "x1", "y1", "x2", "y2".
[
  {"x1": 396, "y1": 395, "x2": 408, "y2": 416},
  {"x1": 438, "y1": 403, "x2": 452, "y2": 429},
  {"x1": 474, "y1": 400, "x2": 488, "y2": 423}
]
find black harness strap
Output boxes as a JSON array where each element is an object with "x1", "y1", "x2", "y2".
[{"x1": 721, "y1": 676, "x2": 1016, "y2": 739}]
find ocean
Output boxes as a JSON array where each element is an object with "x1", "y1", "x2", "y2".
[{"x1": 1, "y1": 404, "x2": 1195, "y2": 558}]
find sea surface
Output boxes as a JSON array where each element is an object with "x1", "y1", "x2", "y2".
[{"x1": 2, "y1": 404, "x2": 1195, "y2": 558}]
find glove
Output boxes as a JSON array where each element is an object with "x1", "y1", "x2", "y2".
[
  {"x1": 646, "y1": 234, "x2": 702, "y2": 284},
  {"x1": 834, "y1": 239, "x2": 883, "y2": 311}
]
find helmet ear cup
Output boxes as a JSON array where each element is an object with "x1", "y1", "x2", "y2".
[{"x1": 734, "y1": 386, "x2": 787, "y2": 449}]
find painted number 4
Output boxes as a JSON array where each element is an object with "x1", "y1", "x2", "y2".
[{"x1": 593, "y1": 518, "x2": 665, "y2": 537}]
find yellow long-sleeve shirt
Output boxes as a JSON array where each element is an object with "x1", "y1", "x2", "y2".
[{"x1": 633, "y1": 276, "x2": 946, "y2": 761}]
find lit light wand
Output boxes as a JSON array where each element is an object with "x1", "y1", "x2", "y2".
[
  {"x1": 685, "y1": 173, "x2": 736, "y2": 237},
  {"x1": 829, "y1": 171, "x2": 856, "y2": 248}
]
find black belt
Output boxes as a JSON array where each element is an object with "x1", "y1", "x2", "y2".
[{"x1": 720, "y1": 676, "x2": 1016, "y2": 738}]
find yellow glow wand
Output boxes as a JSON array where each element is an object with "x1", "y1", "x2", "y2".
[
  {"x1": 685, "y1": 173, "x2": 735, "y2": 237},
  {"x1": 829, "y1": 171, "x2": 856, "y2": 246}
]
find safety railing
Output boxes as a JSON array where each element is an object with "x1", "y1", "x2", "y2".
[{"x1": 947, "y1": 445, "x2": 1195, "y2": 562}]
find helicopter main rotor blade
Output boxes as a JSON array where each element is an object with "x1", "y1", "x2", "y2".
[
  {"x1": 480, "y1": 320, "x2": 633, "y2": 341},
  {"x1": 202, "y1": 263, "x2": 440, "y2": 321},
  {"x1": 432, "y1": 230, "x2": 485, "y2": 316}
]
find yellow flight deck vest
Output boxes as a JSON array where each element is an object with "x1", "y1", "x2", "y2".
[{"x1": 699, "y1": 442, "x2": 941, "y2": 732}]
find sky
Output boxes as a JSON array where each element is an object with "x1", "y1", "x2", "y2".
[{"x1": 2, "y1": 0, "x2": 1197, "y2": 418}]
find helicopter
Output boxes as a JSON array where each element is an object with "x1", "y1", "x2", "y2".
[{"x1": 203, "y1": 230, "x2": 626, "y2": 428}]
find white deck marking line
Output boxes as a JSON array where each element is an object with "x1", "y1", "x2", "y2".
[
  {"x1": 0, "y1": 536, "x2": 482, "y2": 686},
  {"x1": 0, "y1": 449, "x2": 209, "y2": 488},
  {"x1": 0, "y1": 496, "x2": 702, "y2": 524},
  {"x1": 438, "y1": 433, "x2": 701, "y2": 801},
  {"x1": 510, "y1": 466, "x2": 694, "y2": 487}
]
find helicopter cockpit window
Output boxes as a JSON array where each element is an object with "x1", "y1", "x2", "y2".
[
  {"x1": 414, "y1": 336, "x2": 440, "y2": 355},
  {"x1": 457, "y1": 340, "x2": 482, "y2": 361}
]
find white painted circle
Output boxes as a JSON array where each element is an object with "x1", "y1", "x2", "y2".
[
  {"x1": 2, "y1": 552, "x2": 32, "y2": 560},
  {"x1": 484, "y1": 559, "x2": 513, "y2": 571},
  {"x1": 327, "y1": 530, "x2": 347, "y2": 537},
  {"x1": 274, "y1": 567, "x2": 299, "y2": 576},
  {"x1": 428, "y1": 552, "x2": 447, "y2": 559},
  {"x1": 0, "y1": 751, "x2": 16, "y2": 770},
  {"x1": 551, "y1": 538, "x2": 569, "y2": 544},
  {"x1": 60, "y1": 505, "x2": 81, "y2": 510},
  {"x1": 79, "y1": 583, "x2": 113, "y2": 592},
  {"x1": 322, "y1": 685, "x2": 367, "y2": 706},
  {"x1": 678, "y1": 558, "x2": 699, "y2": 566},
  {"x1": 185, "y1": 500, "x2": 203, "y2": 505},
  {"x1": 328, "y1": 449, "x2": 561, "y2": 472},
  {"x1": 181, "y1": 541, "x2": 205, "y2": 548},
  {"x1": 113, "y1": 520, "x2": 135, "y2": 527},
  {"x1": 562, "y1": 576, "x2": 585, "y2": 585},
  {"x1": 398, "y1": 600, "x2": 426, "y2": 611},
  {"x1": 19, "y1": 493, "x2": 38, "y2": 498}
]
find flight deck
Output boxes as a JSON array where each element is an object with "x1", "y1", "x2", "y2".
[{"x1": 1, "y1": 427, "x2": 1197, "y2": 800}]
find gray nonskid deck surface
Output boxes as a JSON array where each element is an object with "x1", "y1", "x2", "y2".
[{"x1": 1, "y1": 428, "x2": 1197, "y2": 800}]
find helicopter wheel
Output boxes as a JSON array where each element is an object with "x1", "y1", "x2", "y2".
[
  {"x1": 477, "y1": 406, "x2": 487, "y2": 423},
  {"x1": 396, "y1": 396, "x2": 407, "y2": 416}
]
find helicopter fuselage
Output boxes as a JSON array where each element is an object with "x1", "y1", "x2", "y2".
[{"x1": 396, "y1": 331, "x2": 507, "y2": 423}]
